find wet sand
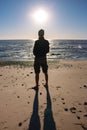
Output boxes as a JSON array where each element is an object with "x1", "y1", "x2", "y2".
[{"x1": 0, "y1": 60, "x2": 87, "y2": 130}]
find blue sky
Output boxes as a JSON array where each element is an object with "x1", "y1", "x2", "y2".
[{"x1": 0, "y1": 0, "x2": 87, "y2": 39}]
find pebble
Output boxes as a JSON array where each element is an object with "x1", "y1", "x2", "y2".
[
  {"x1": 61, "y1": 98, "x2": 64, "y2": 100},
  {"x1": 83, "y1": 85, "x2": 87, "y2": 88},
  {"x1": 17, "y1": 96, "x2": 20, "y2": 98},
  {"x1": 64, "y1": 108, "x2": 68, "y2": 111},
  {"x1": 77, "y1": 116, "x2": 80, "y2": 119},
  {"x1": 84, "y1": 114, "x2": 87, "y2": 117},
  {"x1": 84, "y1": 102, "x2": 87, "y2": 105},
  {"x1": 22, "y1": 84, "x2": 24, "y2": 86},
  {"x1": 30, "y1": 72, "x2": 33, "y2": 74},
  {"x1": 40, "y1": 92, "x2": 42, "y2": 95},
  {"x1": 18, "y1": 122, "x2": 22, "y2": 127}
]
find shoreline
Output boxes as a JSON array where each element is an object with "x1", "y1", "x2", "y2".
[{"x1": 0, "y1": 59, "x2": 87, "y2": 67}]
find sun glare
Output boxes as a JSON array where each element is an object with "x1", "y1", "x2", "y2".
[{"x1": 33, "y1": 9, "x2": 48, "y2": 24}]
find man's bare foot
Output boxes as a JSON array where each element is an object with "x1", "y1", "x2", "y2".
[{"x1": 32, "y1": 86, "x2": 39, "y2": 91}]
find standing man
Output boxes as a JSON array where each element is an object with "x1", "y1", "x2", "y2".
[{"x1": 33, "y1": 29, "x2": 49, "y2": 89}]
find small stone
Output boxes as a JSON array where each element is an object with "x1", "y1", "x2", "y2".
[
  {"x1": 40, "y1": 92, "x2": 42, "y2": 95},
  {"x1": 83, "y1": 85, "x2": 87, "y2": 88},
  {"x1": 70, "y1": 107, "x2": 76, "y2": 110},
  {"x1": 84, "y1": 102, "x2": 87, "y2": 105},
  {"x1": 27, "y1": 74, "x2": 29, "y2": 76},
  {"x1": 78, "y1": 110, "x2": 82, "y2": 113},
  {"x1": 22, "y1": 84, "x2": 24, "y2": 86},
  {"x1": 78, "y1": 103, "x2": 82, "y2": 105},
  {"x1": 84, "y1": 114, "x2": 87, "y2": 117},
  {"x1": 30, "y1": 72, "x2": 33, "y2": 74},
  {"x1": 18, "y1": 122, "x2": 22, "y2": 127},
  {"x1": 64, "y1": 108, "x2": 68, "y2": 111},
  {"x1": 17, "y1": 96, "x2": 20, "y2": 98},
  {"x1": 61, "y1": 98, "x2": 64, "y2": 100},
  {"x1": 77, "y1": 116, "x2": 80, "y2": 119},
  {"x1": 3, "y1": 85, "x2": 8, "y2": 88}
]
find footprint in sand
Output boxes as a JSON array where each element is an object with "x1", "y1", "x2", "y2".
[
  {"x1": 76, "y1": 116, "x2": 80, "y2": 120},
  {"x1": 81, "y1": 125, "x2": 87, "y2": 130},
  {"x1": 70, "y1": 107, "x2": 77, "y2": 113},
  {"x1": 56, "y1": 86, "x2": 61, "y2": 90},
  {"x1": 78, "y1": 103, "x2": 82, "y2": 105},
  {"x1": 64, "y1": 108, "x2": 68, "y2": 111},
  {"x1": 84, "y1": 102, "x2": 87, "y2": 105},
  {"x1": 61, "y1": 98, "x2": 64, "y2": 100},
  {"x1": 18, "y1": 122, "x2": 22, "y2": 127},
  {"x1": 78, "y1": 110, "x2": 82, "y2": 113},
  {"x1": 53, "y1": 98, "x2": 56, "y2": 102},
  {"x1": 83, "y1": 85, "x2": 87, "y2": 88},
  {"x1": 18, "y1": 118, "x2": 29, "y2": 127},
  {"x1": 84, "y1": 114, "x2": 87, "y2": 117},
  {"x1": 17, "y1": 96, "x2": 20, "y2": 98},
  {"x1": 3, "y1": 126, "x2": 8, "y2": 129},
  {"x1": 3, "y1": 85, "x2": 8, "y2": 88},
  {"x1": 22, "y1": 83, "x2": 24, "y2": 86},
  {"x1": 74, "y1": 123, "x2": 87, "y2": 130},
  {"x1": 80, "y1": 85, "x2": 87, "y2": 89},
  {"x1": 27, "y1": 102, "x2": 30, "y2": 104},
  {"x1": 61, "y1": 98, "x2": 65, "y2": 104},
  {"x1": 30, "y1": 72, "x2": 33, "y2": 74}
]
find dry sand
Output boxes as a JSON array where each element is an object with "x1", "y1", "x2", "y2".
[{"x1": 0, "y1": 60, "x2": 87, "y2": 130}]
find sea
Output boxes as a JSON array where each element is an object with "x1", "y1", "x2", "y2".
[{"x1": 0, "y1": 39, "x2": 87, "y2": 61}]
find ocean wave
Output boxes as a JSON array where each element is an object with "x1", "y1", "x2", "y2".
[{"x1": 0, "y1": 40, "x2": 87, "y2": 61}]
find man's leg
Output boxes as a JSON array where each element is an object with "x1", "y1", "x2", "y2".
[
  {"x1": 34, "y1": 59, "x2": 40, "y2": 87},
  {"x1": 42, "y1": 59, "x2": 48, "y2": 86},
  {"x1": 35, "y1": 73, "x2": 39, "y2": 87}
]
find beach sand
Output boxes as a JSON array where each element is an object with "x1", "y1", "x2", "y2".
[{"x1": 0, "y1": 60, "x2": 87, "y2": 130}]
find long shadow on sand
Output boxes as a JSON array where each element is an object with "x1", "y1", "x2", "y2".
[
  {"x1": 28, "y1": 86, "x2": 56, "y2": 130},
  {"x1": 43, "y1": 86, "x2": 56, "y2": 130},
  {"x1": 28, "y1": 89, "x2": 41, "y2": 130}
]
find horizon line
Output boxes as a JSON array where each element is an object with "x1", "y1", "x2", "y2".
[{"x1": 0, "y1": 38, "x2": 87, "y2": 40}]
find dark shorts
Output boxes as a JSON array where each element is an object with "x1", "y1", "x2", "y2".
[{"x1": 34, "y1": 57, "x2": 48, "y2": 74}]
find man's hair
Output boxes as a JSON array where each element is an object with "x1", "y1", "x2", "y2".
[{"x1": 38, "y1": 29, "x2": 44, "y2": 36}]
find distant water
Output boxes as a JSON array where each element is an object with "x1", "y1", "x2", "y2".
[{"x1": 0, "y1": 39, "x2": 87, "y2": 61}]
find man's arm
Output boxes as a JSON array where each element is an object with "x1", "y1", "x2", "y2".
[
  {"x1": 33, "y1": 42, "x2": 37, "y2": 56},
  {"x1": 46, "y1": 41, "x2": 49, "y2": 53}
]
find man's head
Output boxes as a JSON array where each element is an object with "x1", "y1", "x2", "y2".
[{"x1": 38, "y1": 29, "x2": 44, "y2": 37}]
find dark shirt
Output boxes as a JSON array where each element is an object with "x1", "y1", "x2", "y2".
[{"x1": 33, "y1": 38, "x2": 49, "y2": 58}]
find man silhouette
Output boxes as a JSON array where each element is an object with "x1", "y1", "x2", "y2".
[{"x1": 33, "y1": 29, "x2": 49, "y2": 89}]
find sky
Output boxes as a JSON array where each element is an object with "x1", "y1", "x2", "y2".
[{"x1": 0, "y1": 0, "x2": 87, "y2": 40}]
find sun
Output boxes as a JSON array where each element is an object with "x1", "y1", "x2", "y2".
[{"x1": 33, "y1": 9, "x2": 48, "y2": 24}]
